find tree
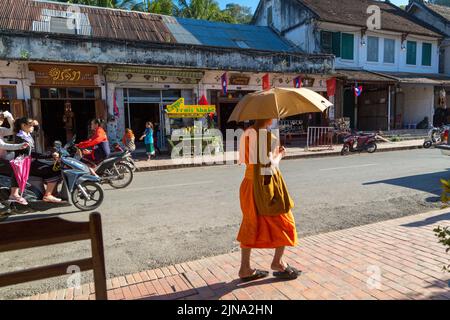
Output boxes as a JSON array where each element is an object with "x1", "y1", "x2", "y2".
[
  {"x1": 133, "y1": 0, "x2": 175, "y2": 15},
  {"x1": 222, "y1": 3, "x2": 253, "y2": 24},
  {"x1": 176, "y1": 0, "x2": 229, "y2": 21}
]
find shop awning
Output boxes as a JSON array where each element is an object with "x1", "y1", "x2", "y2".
[
  {"x1": 334, "y1": 69, "x2": 397, "y2": 84},
  {"x1": 374, "y1": 72, "x2": 450, "y2": 86}
]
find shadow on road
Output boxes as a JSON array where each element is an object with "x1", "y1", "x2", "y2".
[{"x1": 364, "y1": 169, "x2": 450, "y2": 197}]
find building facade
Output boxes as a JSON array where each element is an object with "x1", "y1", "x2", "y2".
[
  {"x1": 253, "y1": 0, "x2": 450, "y2": 130},
  {"x1": 0, "y1": 0, "x2": 334, "y2": 152}
]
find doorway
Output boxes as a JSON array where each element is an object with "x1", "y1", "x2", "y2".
[
  {"x1": 40, "y1": 100, "x2": 96, "y2": 149},
  {"x1": 125, "y1": 102, "x2": 160, "y2": 149}
]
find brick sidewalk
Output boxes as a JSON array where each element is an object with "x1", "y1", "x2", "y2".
[
  {"x1": 24, "y1": 208, "x2": 450, "y2": 300},
  {"x1": 135, "y1": 139, "x2": 423, "y2": 172}
]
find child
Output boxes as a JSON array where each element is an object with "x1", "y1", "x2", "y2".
[
  {"x1": 140, "y1": 122, "x2": 155, "y2": 161},
  {"x1": 122, "y1": 128, "x2": 136, "y2": 152}
]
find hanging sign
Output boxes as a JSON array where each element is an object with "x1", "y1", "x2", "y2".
[
  {"x1": 165, "y1": 98, "x2": 216, "y2": 118},
  {"x1": 229, "y1": 74, "x2": 250, "y2": 86}
]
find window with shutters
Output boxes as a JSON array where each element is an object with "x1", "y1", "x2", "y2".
[
  {"x1": 406, "y1": 41, "x2": 417, "y2": 65},
  {"x1": 367, "y1": 36, "x2": 379, "y2": 62},
  {"x1": 341, "y1": 33, "x2": 354, "y2": 60},
  {"x1": 321, "y1": 31, "x2": 333, "y2": 54},
  {"x1": 383, "y1": 38, "x2": 395, "y2": 63},
  {"x1": 320, "y1": 31, "x2": 341, "y2": 57},
  {"x1": 422, "y1": 43, "x2": 432, "y2": 66}
]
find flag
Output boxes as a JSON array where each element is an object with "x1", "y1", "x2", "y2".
[
  {"x1": 293, "y1": 76, "x2": 302, "y2": 88},
  {"x1": 221, "y1": 73, "x2": 228, "y2": 95},
  {"x1": 113, "y1": 91, "x2": 120, "y2": 118},
  {"x1": 354, "y1": 85, "x2": 363, "y2": 97},
  {"x1": 262, "y1": 73, "x2": 270, "y2": 90},
  {"x1": 326, "y1": 78, "x2": 336, "y2": 97}
]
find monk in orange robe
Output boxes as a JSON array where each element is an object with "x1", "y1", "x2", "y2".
[{"x1": 237, "y1": 119, "x2": 300, "y2": 281}]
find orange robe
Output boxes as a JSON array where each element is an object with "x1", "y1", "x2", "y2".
[{"x1": 237, "y1": 132, "x2": 298, "y2": 249}]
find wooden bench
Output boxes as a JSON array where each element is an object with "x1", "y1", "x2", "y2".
[{"x1": 0, "y1": 212, "x2": 107, "y2": 300}]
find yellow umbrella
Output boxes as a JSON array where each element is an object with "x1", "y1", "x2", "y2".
[{"x1": 228, "y1": 87, "x2": 333, "y2": 122}]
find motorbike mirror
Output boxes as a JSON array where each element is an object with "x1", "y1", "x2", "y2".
[{"x1": 54, "y1": 141, "x2": 62, "y2": 148}]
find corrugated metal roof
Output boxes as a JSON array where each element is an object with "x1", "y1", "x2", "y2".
[
  {"x1": 0, "y1": 0, "x2": 176, "y2": 43},
  {"x1": 162, "y1": 16, "x2": 296, "y2": 52}
]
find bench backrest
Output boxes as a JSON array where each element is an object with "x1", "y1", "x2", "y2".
[{"x1": 0, "y1": 212, "x2": 107, "y2": 300}]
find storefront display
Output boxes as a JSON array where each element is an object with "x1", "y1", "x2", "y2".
[{"x1": 29, "y1": 63, "x2": 103, "y2": 150}]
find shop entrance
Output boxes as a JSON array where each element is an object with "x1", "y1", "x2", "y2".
[
  {"x1": 40, "y1": 100, "x2": 96, "y2": 148},
  {"x1": 32, "y1": 87, "x2": 101, "y2": 151},
  {"x1": 124, "y1": 89, "x2": 181, "y2": 150}
]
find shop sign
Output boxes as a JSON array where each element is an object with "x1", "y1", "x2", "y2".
[
  {"x1": 165, "y1": 98, "x2": 216, "y2": 118},
  {"x1": 229, "y1": 74, "x2": 250, "y2": 86},
  {"x1": 29, "y1": 64, "x2": 98, "y2": 86}
]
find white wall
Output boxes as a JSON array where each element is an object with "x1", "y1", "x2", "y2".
[
  {"x1": 401, "y1": 84, "x2": 434, "y2": 127},
  {"x1": 0, "y1": 61, "x2": 31, "y2": 101},
  {"x1": 317, "y1": 23, "x2": 440, "y2": 74}
]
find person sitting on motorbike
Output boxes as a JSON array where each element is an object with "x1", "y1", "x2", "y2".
[
  {"x1": 11, "y1": 117, "x2": 62, "y2": 204},
  {"x1": 0, "y1": 112, "x2": 29, "y2": 203},
  {"x1": 76, "y1": 119, "x2": 110, "y2": 166}
]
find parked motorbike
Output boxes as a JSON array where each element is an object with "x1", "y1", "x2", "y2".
[
  {"x1": 62, "y1": 137, "x2": 134, "y2": 189},
  {"x1": 0, "y1": 152, "x2": 104, "y2": 217},
  {"x1": 340, "y1": 132, "x2": 378, "y2": 155},
  {"x1": 423, "y1": 126, "x2": 448, "y2": 149}
]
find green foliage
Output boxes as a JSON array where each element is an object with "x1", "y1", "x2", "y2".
[
  {"x1": 433, "y1": 226, "x2": 450, "y2": 272},
  {"x1": 437, "y1": 179, "x2": 450, "y2": 272},
  {"x1": 133, "y1": 0, "x2": 174, "y2": 15}
]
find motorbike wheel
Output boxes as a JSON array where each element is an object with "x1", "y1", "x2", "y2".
[
  {"x1": 108, "y1": 163, "x2": 134, "y2": 189},
  {"x1": 341, "y1": 145, "x2": 350, "y2": 156},
  {"x1": 72, "y1": 181, "x2": 104, "y2": 211},
  {"x1": 423, "y1": 141, "x2": 433, "y2": 149},
  {"x1": 366, "y1": 143, "x2": 377, "y2": 153}
]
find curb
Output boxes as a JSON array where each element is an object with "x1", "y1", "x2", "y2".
[{"x1": 134, "y1": 144, "x2": 424, "y2": 173}]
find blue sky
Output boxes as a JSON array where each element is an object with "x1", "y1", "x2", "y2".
[{"x1": 217, "y1": 0, "x2": 410, "y2": 11}]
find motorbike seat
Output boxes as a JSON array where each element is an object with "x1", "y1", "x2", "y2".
[{"x1": 108, "y1": 151, "x2": 126, "y2": 158}]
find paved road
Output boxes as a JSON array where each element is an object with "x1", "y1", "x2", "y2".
[{"x1": 1, "y1": 148, "x2": 449, "y2": 299}]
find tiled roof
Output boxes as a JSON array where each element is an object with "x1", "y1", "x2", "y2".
[
  {"x1": 335, "y1": 69, "x2": 397, "y2": 83},
  {"x1": 298, "y1": 0, "x2": 441, "y2": 38},
  {"x1": 425, "y1": 2, "x2": 450, "y2": 22},
  {"x1": 163, "y1": 16, "x2": 296, "y2": 52}
]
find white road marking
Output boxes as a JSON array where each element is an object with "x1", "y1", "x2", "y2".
[
  {"x1": 319, "y1": 164, "x2": 378, "y2": 171},
  {"x1": 123, "y1": 180, "x2": 215, "y2": 192}
]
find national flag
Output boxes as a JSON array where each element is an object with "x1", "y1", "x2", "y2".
[
  {"x1": 354, "y1": 85, "x2": 363, "y2": 97},
  {"x1": 293, "y1": 76, "x2": 302, "y2": 88},
  {"x1": 221, "y1": 73, "x2": 228, "y2": 95},
  {"x1": 262, "y1": 73, "x2": 270, "y2": 90}
]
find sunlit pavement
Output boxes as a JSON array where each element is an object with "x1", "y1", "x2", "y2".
[{"x1": 24, "y1": 208, "x2": 450, "y2": 300}]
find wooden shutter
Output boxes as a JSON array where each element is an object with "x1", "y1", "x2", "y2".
[
  {"x1": 10, "y1": 100, "x2": 27, "y2": 118},
  {"x1": 332, "y1": 32, "x2": 341, "y2": 58},
  {"x1": 407, "y1": 41, "x2": 417, "y2": 65},
  {"x1": 341, "y1": 33, "x2": 354, "y2": 60},
  {"x1": 422, "y1": 43, "x2": 432, "y2": 66},
  {"x1": 95, "y1": 100, "x2": 107, "y2": 121}
]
